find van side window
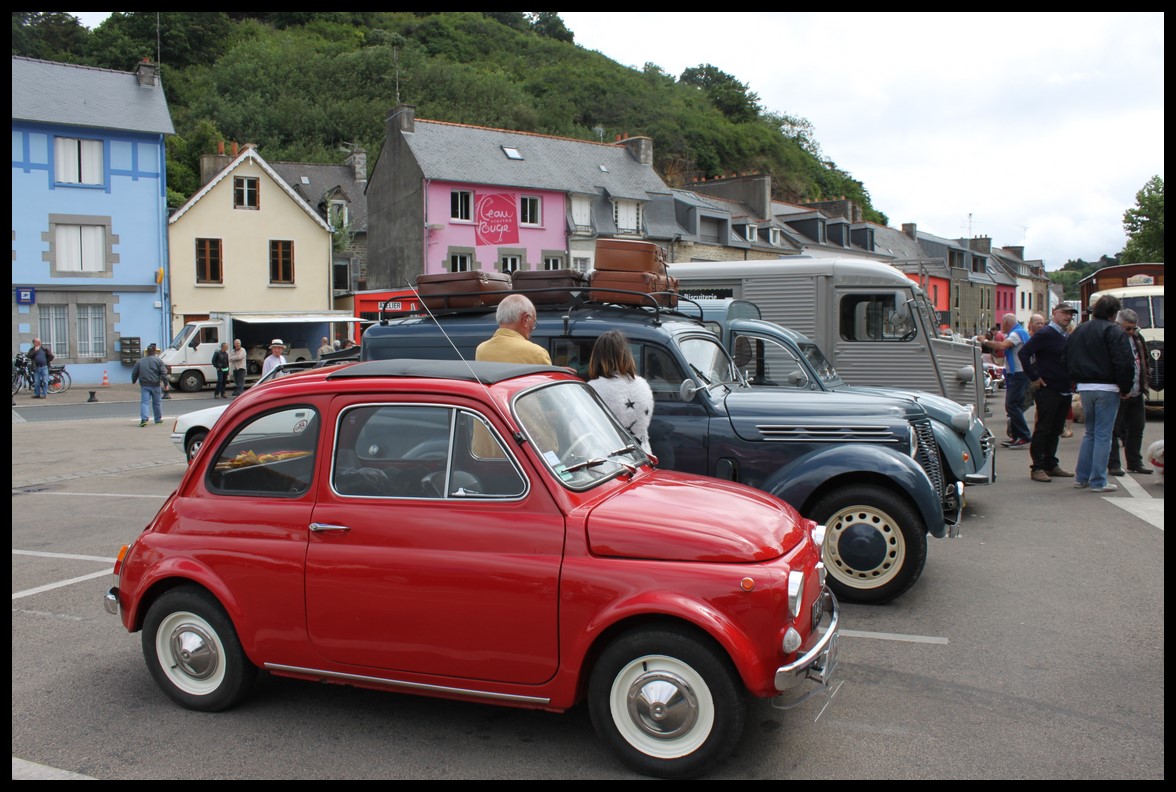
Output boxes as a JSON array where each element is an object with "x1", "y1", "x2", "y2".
[
  {"x1": 642, "y1": 345, "x2": 684, "y2": 401},
  {"x1": 840, "y1": 293, "x2": 916, "y2": 342},
  {"x1": 734, "y1": 334, "x2": 808, "y2": 388}
]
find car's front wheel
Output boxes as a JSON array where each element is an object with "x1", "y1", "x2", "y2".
[
  {"x1": 141, "y1": 587, "x2": 257, "y2": 712},
  {"x1": 178, "y1": 370, "x2": 205, "y2": 393},
  {"x1": 588, "y1": 627, "x2": 745, "y2": 779},
  {"x1": 812, "y1": 484, "x2": 927, "y2": 605}
]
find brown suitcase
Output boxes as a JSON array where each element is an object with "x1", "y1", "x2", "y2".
[
  {"x1": 589, "y1": 270, "x2": 679, "y2": 308},
  {"x1": 416, "y1": 271, "x2": 511, "y2": 309},
  {"x1": 511, "y1": 269, "x2": 587, "y2": 304},
  {"x1": 594, "y1": 239, "x2": 668, "y2": 274}
]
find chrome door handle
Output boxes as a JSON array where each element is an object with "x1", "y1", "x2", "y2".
[{"x1": 309, "y1": 523, "x2": 351, "y2": 533}]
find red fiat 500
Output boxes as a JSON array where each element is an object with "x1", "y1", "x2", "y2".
[{"x1": 105, "y1": 359, "x2": 838, "y2": 778}]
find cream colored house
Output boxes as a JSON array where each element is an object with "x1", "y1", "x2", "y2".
[{"x1": 167, "y1": 145, "x2": 334, "y2": 335}]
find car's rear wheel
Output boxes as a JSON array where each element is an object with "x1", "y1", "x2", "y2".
[
  {"x1": 588, "y1": 627, "x2": 745, "y2": 779},
  {"x1": 185, "y1": 430, "x2": 208, "y2": 463},
  {"x1": 142, "y1": 587, "x2": 257, "y2": 711},
  {"x1": 813, "y1": 484, "x2": 927, "y2": 605}
]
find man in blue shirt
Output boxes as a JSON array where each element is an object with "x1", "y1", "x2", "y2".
[
  {"x1": 1018, "y1": 303, "x2": 1078, "y2": 481},
  {"x1": 983, "y1": 313, "x2": 1032, "y2": 448}
]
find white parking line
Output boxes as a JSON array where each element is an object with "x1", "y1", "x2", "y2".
[
  {"x1": 12, "y1": 568, "x2": 112, "y2": 600},
  {"x1": 838, "y1": 629, "x2": 949, "y2": 644},
  {"x1": 12, "y1": 490, "x2": 165, "y2": 498}
]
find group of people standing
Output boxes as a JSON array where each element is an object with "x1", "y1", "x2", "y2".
[
  {"x1": 982, "y1": 294, "x2": 1152, "y2": 490},
  {"x1": 475, "y1": 294, "x2": 654, "y2": 453}
]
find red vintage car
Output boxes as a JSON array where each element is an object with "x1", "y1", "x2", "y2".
[{"x1": 104, "y1": 359, "x2": 838, "y2": 778}]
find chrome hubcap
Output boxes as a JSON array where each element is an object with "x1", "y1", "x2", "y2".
[
  {"x1": 626, "y1": 670, "x2": 698, "y2": 740},
  {"x1": 168, "y1": 623, "x2": 219, "y2": 680}
]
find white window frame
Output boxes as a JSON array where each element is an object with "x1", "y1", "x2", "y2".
[
  {"x1": 54, "y1": 224, "x2": 107, "y2": 273},
  {"x1": 501, "y1": 255, "x2": 521, "y2": 273},
  {"x1": 39, "y1": 304, "x2": 69, "y2": 356},
  {"x1": 54, "y1": 137, "x2": 103, "y2": 185},
  {"x1": 571, "y1": 195, "x2": 592, "y2": 231},
  {"x1": 543, "y1": 256, "x2": 564, "y2": 271},
  {"x1": 745, "y1": 224, "x2": 757, "y2": 243},
  {"x1": 769, "y1": 227, "x2": 781, "y2": 246},
  {"x1": 571, "y1": 257, "x2": 590, "y2": 274},
  {"x1": 612, "y1": 199, "x2": 642, "y2": 233},
  {"x1": 451, "y1": 190, "x2": 473, "y2": 221},
  {"x1": 450, "y1": 253, "x2": 472, "y2": 272},
  {"x1": 520, "y1": 196, "x2": 541, "y2": 226},
  {"x1": 234, "y1": 176, "x2": 260, "y2": 210},
  {"x1": 76, "y1": 304, "x2": 106, "y2": 359}
]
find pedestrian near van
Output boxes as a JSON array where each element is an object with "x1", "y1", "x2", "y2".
[
  {"x1": 27, "y1": 338, "x2": 53, "y2": 399},
  {"x1": 982, "y1": 313, "x2": 1031, "y2": 448},
  {"x1": 318, "y1": 337, "x2": 334, "y2": 359},
  {"x1": 587, "y1": 330, "x2": 654, "y2": 453},
  {"x1": 1018, "y1": 303, "x2": 1078, "y2": 482},
  {"x1": 229, "y1": 338, "x2": 247, "y2": 396},
  {"x1": 212, "y1": 341, "x2": 230, "y2": 398},
  {"x1": 475, "y1": 294, "x2": 551, "y2": 365},
  {"x1": 131, "y1": 344, "x2": 168, "y2": 427},
  {"x1": 1107, "y1": 308, "x2": 1152, "y2": 477},
  {"x1": 1066, "y1": 294, "x2": 1134, "y2": 492},
  {"x1": 262, "y1": 339, "x2": 287, "y2": 377}
]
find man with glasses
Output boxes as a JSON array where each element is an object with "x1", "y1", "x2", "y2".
[
  {"x1": 1108, "y1": 308, "x2": 1152, "y2": 476},
  {"x1": 475, "y1": 293, "x2": 551, "y2": 365}
]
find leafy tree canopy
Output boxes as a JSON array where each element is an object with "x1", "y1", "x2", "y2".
[
  {"x1": 13, "y1": 11, "x2": 889, "y2": 222},
  {"x1": 1119, "y1": 175, "x2": 1164, "y2": 265}
]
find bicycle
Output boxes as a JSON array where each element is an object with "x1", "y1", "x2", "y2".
[
  {"x1": 47, "y1": 364, "x2": 72, "y2": 394},
  {"x1": 12, "y1": 353, "x2": 35, "y2": 396}
]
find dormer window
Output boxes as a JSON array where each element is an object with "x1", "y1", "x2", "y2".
[
  {"x1": 502, "y1": 146, "x2": 523, "y2": 160},
  {"x1": 769, "y1": 227, "x2": 781, "y2": 246},
  {"x1": 745, "y1": 224, "x2": 757, "y2": 243}
]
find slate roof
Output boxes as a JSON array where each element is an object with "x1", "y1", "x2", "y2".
[
  {"x1": 11, "y1": 55, "x2": 174, "y2": 135},
  {"x1": 404, "y1": 120, "x2": 672, "y2": 201},
  {"x1": 270, "y1": 161, "x2": 368, "y2": 234}
]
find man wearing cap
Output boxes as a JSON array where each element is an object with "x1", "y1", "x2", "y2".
[
  {"x1": 1018, "y1": 302, "x2": 1079, "y2": 482},
  {"x1": 262, "y1": 339, "x2": 287, "y2": 377}
]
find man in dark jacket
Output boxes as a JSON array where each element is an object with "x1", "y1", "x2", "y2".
[
  {"x1": 28, "y1": 338, "x2": 53, "y2": 399},
  {"x1": 131, "y1": 344, "x2": 169, "y2": 427},
  {"x1": 1019, "y1": 302, "x2": 1079, "y2": 482},
  {"x1": 1065, "y1": 295, "x2": 1134, "y2": 492},
  {"x1": 1107, "y1": 308, "x2": 1152, "y2": 476}
]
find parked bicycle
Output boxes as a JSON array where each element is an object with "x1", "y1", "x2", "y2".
[
  {"x1": 47, "y1": 364, "x2": 72, "y2": 394},
  {"x1": 12, "y1": 352, "x2": 35, "y2": 396}
]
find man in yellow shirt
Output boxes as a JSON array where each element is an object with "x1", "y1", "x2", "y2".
[{"x1": 475, "y1": 294, "x2": 551, "y2": 364}]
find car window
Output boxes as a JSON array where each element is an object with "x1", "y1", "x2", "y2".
[
  {"x1": 641, "y1": 344, "x2": 684, "y2": 402},
  {"x1": 733, "y1": 333, "x2": 809, "y2": 388},
  {"x1": 334, "y1": 404, "x2": 526, "y2": 499},
  {"x1": 208, "y1": 406, "x2": 318, "y2": 496},
  {"x1": 679, "y1": 336, "x2": 735, "y2": 387}
]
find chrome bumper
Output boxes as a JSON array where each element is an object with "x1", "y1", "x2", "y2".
[
  {"x1": 773, "y1": 588, "x2": 839, "y2": 708},
  {"x1": 103, "y1": 586, "x2": 120, "y2": 615},
  {"x1": 943, "y1": 481, "x2": 965, "y2": 538}
]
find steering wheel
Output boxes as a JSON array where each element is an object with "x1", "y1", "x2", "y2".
[{"x1": 561, "y1": 431, "x2": 595, "y2": 463}]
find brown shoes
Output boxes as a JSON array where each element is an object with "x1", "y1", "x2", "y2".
[
  {"x1": 1046, "y1": 467, "x2": 1075, "y2": 477},
  {"x1": 1031, "y1": 469, "x2": 1052, "y2": 482}
]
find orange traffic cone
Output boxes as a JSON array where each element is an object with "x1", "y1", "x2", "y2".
[{"x1": 101, "y1": 369, "x2": 110, "y2": 387}]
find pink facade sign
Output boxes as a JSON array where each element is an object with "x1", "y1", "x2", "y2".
[{"x1": 475, "y1": 192, "x2": 519, "y2": 247}]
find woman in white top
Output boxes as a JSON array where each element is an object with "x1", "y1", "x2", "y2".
[{"x1": 587, "y1": 330, "x2": 654, "y2": 453}]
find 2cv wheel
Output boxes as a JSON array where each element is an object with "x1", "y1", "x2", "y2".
[
  {"x1": 812, "y1": 485, "x2": 928, "y2": 605},
  {"x1": 588, "y1": 627, "x2": 745, "y2": 779}
]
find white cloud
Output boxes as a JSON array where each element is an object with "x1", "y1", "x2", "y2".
[{"x1": 560, "y1": 11, "x2": 1164, "y2": 267}]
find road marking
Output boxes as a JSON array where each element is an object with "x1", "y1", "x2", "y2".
[
  {"x1": 12, "y1": 567, "x2": 112, "y2": 600},
  {"x1": 13, "y1": 549, "x2": 115, "y2": 563},
  {"x1": 838, "y1": 629, "x2": 949, "y2": 644},
  {"x1": 11, "y1": 490, "x2": 166, "y2": 498}
]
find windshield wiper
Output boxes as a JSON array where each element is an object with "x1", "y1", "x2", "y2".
[{"x1": 562, "y1": 457, "x2": 607, "y2": 474}]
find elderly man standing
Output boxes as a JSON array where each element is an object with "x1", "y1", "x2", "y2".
[
  {"x1": 1107, "y1": 308, "x2": 1152, "y2": 477},
  {"x1": 982, "y1": 313, "x2": 1032, "y2": 449},
  {"x1": 1018, "y1": 303, "x2": 1078, "y2": 482},
  {"x1": 475, "y1": 294, "x2": 551, "y2": 365},
  {"x1": 1066, "y1": 294, "x2": 1134, "y2": 492}
]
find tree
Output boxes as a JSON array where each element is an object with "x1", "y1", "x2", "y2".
[
  {"x1": 1119, "y1": 175, "x2": 1164, "y2": 264},
  {"x1": 679, "y1": 64, "x2": 761, "y2": 124}
]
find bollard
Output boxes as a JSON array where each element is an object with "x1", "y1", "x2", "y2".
[{"x1": 88, "y1": 390, "x2": 98, "y2": 403}]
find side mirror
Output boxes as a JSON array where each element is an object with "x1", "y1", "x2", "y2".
[
  {"x1": 679, "y1": 379, "x2": 703, "y2": 401},
  {"x1": 957, "y1": 365, "x2": 975, "y2": 384}
]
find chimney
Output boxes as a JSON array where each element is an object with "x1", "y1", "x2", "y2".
[
  {"x1": 199, "y1": 142, "x2": 233, "y2": 186},
  {"x1": 231, "y1": 141, "x2": 239, "y2": 157},
  {"x1": 969, "y1": 236, "x2": 992, "y2": 254},
  {"x1": 388, "y1": 105, "x2": 415, "y2": 134},
  {"x1": 1004, "y1": 246, "x2": 1024, "y2": 260},
  {"x1": 135, "y1": 58, "x2": 158, "y2": 87},
  {"x1": 619, "y1": 135, "x2": 654, "y2": 166},
  {"x1": 347, "y1": 148, "x2": 368, "y2": 189},
  {"x1": 217, "y1": 140, "x2": 225, "y2": 155},
  {"x1": 902, "y1": 223, "x2": 918, "y2": 240}
]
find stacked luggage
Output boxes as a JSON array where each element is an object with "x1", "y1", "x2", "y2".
[
  {"x1": 416, "y1": 271, "x2": 512, "y2": 310},
  {"x1": 511, "y1": 269, "x2": 588, "y2": 304},
  {"x1": 589, "y1": 239, "x2": 679, "y2": 307}
]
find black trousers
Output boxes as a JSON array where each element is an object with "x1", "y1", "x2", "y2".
[
  {"x1": 232, "y1": 368, "x2": 246, "y2": 396},
  {"x1": 1109, "y1": 394, "x2": 1145, "y2": 470},
  {"x1": 1029, "y1": 387, "x2": 1070, "y2": 472},
  {"x1": 214, "y1": 369, "x2": 228, "y2": 396}
]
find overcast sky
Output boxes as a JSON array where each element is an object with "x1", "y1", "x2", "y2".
[
  {"x1": 560, "y1": 12, "x2": 1164, "y2": 268},
  {"x1": 70, "y1": 12, "x2": 1163, "y2": 268}
]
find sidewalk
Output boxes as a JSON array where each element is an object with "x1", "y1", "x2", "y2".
[{"x1": 13, "y1": 382, "x2": 220, "y2": 407}]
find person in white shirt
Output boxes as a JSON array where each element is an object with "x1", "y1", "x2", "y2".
[{"x1": 262, "y1": 339, "x2": 287, "y2": 377}]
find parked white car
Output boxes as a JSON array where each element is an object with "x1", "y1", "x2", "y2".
[{"x1": 171, "y1": 355, "x2": 355, "y2": 462}]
